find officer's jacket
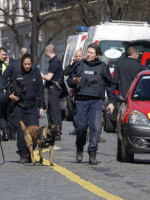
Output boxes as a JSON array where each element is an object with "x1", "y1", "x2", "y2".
[
  {"x1": 9, "y1": 68, "x2": 44, "y2": 108},
  {"x1": 2, "y1": 59, "x2": 39, "y2": 89},
  {"x1": 113, "y1": 57, "x2": 144, "y2": 98},
  {"x1": 67, "y1": 59, "x2": 116, "y2": 103}
]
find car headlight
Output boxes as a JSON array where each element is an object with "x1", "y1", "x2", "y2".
[{"x1": 128, "y1": 110, "x2": 150, "y2": 126}]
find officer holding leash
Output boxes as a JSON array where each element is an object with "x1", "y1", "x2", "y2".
[
  {"x1": 67, "y1": 43, "x2": 115, "y2": 165},
  {"x1": 8, "y1": 54, "x2": 44, "y2": 164}
]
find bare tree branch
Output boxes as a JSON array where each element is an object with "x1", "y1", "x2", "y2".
[
  {"x1": 0, "y1": 7, "x2": 24, "y2": 48},
  {"x1": 37, "y1": 21, "x2": 78, "y2": 64}
]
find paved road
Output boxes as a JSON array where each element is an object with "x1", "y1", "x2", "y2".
[{"x1": 0, "y1": 119, "x2": 150, "y2": 200}]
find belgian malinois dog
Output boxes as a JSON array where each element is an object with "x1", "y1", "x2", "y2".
[{"x1": 20, "y1": 120, "x2": 60, "y2": 166}]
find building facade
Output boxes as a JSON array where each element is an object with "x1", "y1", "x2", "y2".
[
  {"x1": 1, "y1": 0, "x2": 150, "y2": 72},
  {"x1": 0, "y1": 0, "x2": 97, "y2": 73}
]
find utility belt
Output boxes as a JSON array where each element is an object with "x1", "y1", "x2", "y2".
[
  {"x1": 17, "y1": 100, "x2": 37, "y2": 110},
  {"x1": 46, "y1": 80, "x2": 61, "y2": 91},
  {"x1": 75, "y1": 95, "x2": 100, "y2": 101}
]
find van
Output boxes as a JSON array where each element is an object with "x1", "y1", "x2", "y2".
[{"x1": 63, "y1": 26, "x2": 89, "y2": 70}]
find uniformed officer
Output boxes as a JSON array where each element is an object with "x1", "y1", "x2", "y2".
[
  {"x1": 8, "y1": 54, "x2": 44, "y2": 164},
  {"x1": 67, "y1": 43, "x2": 115, "y2": 165},
  {"x1": 3, "y1": 47, "x2": 41, "y2": 140},
  {"x1": 2, "y1": 47, "x2": 28, "y2": 88},
  {"x1": 0, "y1": 47, "x2": 9, "y2": 141},
  {"x1": 64, "y1": 50, "x2": 84, "y2": 135},
  {"x1": 64, "y1": 50, "x2": 84, "y2": 77},
  {"x1": 42, "y1": 44, "x2": 63, "y2": 140}
]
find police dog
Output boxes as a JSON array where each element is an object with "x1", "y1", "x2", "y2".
[{"x1": 20, "y1": 120, "x2": 60, "y2": 166}]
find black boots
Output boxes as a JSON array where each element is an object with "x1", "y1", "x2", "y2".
[
  {"x1": 2, "y1": 129, "x2": 9, "y2": 141},
  {"x1": 7, "y1": 126, "x2": 16, "y2": 140},
  {"x1": 99, "y1": 136, "x2": 106, "y2": 143},
  {"x1": 18, "y1": 153, "x2": 32, "y2": 164},
  {"x1": 89, "y1": 151, "x2": 98, "y2": 165},
  {"x1": 76, "y1": 147, "x2": 83, "y2": 162},
  {"x1": 69, "y1": 129, "x2": 77, "y2": 135},
  {"x1": 19, "y1": 154, "x2": 28, "y2": 164}
]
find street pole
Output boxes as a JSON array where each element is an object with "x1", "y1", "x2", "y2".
[{"x1": 31, "y1": 0, "x2": 38, "y2": 63}]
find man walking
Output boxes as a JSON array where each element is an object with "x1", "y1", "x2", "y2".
[
  {"x1": 113, "y1": 46, "x2": 144, "y2": 97},
  {"x1": 67, "y1": 43, "x2": 115, "y2": 165}
]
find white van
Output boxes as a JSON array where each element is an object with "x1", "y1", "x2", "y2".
[
  {"x1": 83, "y1": 20, "x2": 150, "y2": 75},
  {"x1": 63, "y1": 26, "x2": 89, "y2": 70}
]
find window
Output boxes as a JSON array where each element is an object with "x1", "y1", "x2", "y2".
[
  {"x1": 126, "y1": 41, "x2": 150, "y2": 62},
  {"x1": 99, "y1": 40, "x2": 126, "y2": 67},
  {"x1": 132, "y1": 75, "x2": 150, "y2": 101}
]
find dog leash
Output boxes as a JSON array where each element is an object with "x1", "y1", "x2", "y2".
[{"x1": 0, "y1": 137, "x2": 5, "y2": 165}]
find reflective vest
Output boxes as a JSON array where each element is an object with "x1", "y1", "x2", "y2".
[{"x1": 2, "y1": 63, "x2": 7, "y2": 75}]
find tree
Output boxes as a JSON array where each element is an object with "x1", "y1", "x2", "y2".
[{"x1": 0, "y1": 0, "x2": 150, "y2": 62}]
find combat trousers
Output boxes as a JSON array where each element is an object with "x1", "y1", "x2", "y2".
[
  {"x1": 10, "y1": 105, "x2": 39, "y2": 155},
  {"x1": 47, "y1": 86, "x2": 62, "y2": 129},
  {"x1": 75, "y1": 99, "x2": 103, "y2": 152}
]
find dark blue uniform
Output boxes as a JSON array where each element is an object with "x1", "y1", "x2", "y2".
[
  {"x1": 2, "y1": 59, "x2": 42, "y2": 139},
  {"x1": 113, "y1": 57, "x2": 143, "y2": 98},
  {"x1": 46, "y1": 56, "x2": 62, "y2": 129},
  {"x1": 2, "y1": 58, "x2": 39, "y2": 88},
  {"x1": 8, "y1": 68, "x2": 44, "y2": 156},
  {"x1": 0, "y1": 61, "x2": 8, "y2": 140},
  {"x1": 67, "y1": 59, "x2": 115, "y2": 153}
]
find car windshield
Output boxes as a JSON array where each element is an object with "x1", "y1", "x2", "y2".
[
  {"x1": 132, "y1": 75, "x2": 150, "y2": 100},
  {"x1": 100, "y1": 41, "x2": 126, "y2": 67},
  {"x1": 127, "y1": 41, "x2": 150, "y2": 62}
]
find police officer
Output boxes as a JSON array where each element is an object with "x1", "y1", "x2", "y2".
[
  {"x1": 2, "y1": 47, "x2": 28, "y2": 88},
  {"x1": 3, "y1": 47, "x2": 41, "y2": 140},
  {"x1": 0, "y1": 47, "x2": 9, "y2": 141},
  {"x1": 113, "y1": 46, "x2": 143, "y2": 98},
  {"x1": 64, "y1": 50, "x2": 84, "y2": 135},
  {"x1": 67, "y1": 43, "x2": 115, "y2": 165},
  {"x1": 64, "y1": 50, "x2": 84, "y2": 77},
  {"x1": 8, "y1": 54, "x2": 44, "y2": 164},
  {"x1": 42, "y1": 44, "x2": 63, "y2": 141}
]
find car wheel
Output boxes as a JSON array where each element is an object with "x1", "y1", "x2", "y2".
[
  {"x1": 121, "y1": 139, "x2": 134, "y2": 163},
  {"x1": 104, "y1": 112, "x2": 116, "y2": 133}
]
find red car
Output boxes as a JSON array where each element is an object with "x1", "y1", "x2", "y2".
[{"x1": 116, "y1": 70, "x2": 150, "y2": 163}]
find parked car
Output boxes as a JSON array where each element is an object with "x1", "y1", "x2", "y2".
[
  {"x1": 103, "y1": 40, "x2": 150, "y2": 133},
  {"x1": 116, "y1": 70, "x2": 150, "y2": 163}
]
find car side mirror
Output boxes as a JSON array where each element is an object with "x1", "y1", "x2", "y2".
[{"x1": 116, "y1": 94, "x2": 127, "y2": 103}]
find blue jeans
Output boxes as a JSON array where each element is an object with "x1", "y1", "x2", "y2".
[{"x1": 75, "y1": 99, "x2": 103, "y2": 152}]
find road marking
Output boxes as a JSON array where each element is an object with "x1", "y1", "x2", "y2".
[{"x1": 34, "y1": 148, "x2": 124, "y2": 200}]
